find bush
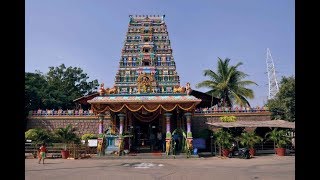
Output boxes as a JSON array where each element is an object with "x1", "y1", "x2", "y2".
[
  {"x1": 25, "y1": 128, "x2": 57, "y2": 145},
  {"x1": 81, "y1": 133, "x2": 98, "y2": 140},
  {"x1": 220, "y1": 116, "x2": 237, "y2": 122}
]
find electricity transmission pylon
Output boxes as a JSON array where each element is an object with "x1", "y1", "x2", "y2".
[{"x1": 266, "y1": 48, "x2": 279, "y2": 99}]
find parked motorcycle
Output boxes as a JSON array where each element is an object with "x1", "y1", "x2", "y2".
[{"x1": 228, "y1": 143, "x2": 250, "y2": 159}]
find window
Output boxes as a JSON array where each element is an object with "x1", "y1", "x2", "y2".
[
  {"x1": 143, "y1": 48, "x2": 150, "y2": 53},
  {"x1": 144, "y1": 37, "x2": 150, "y2": 42},
  {"x1": 121, "y1": 88, "x2": 128, "y2": 93},
  {"x1": 143, "y1": 60, "x2": 150, "y2": 66},
  {"x1": 166, "y1": 87, "x2": 172, "y2": 92}
]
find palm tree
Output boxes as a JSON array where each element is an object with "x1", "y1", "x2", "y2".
[
  {"x1": 196, "y1": 57, "x2": 257, "y2": 107},
  {"x1": 54, "y1": 124, "x2": 80, "y2": 150}
]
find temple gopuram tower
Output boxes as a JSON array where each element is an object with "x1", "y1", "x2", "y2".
[
  {"x1": 114, "y1": 15, "x2": 180, "y2": 94},
  {"x1": 88, "y1": 15, "x2": 201, "y2": 156}
]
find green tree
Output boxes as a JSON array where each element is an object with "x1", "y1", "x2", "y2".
[
  {"x1": 25, "y1": 64, "x2": 99, "y2": 111},
  {"x1": 25, "y1": 71, "x2": 48, "y2": 115},
  {"x1": 266, "y1": 76, "x2": 295, "y2": 122},
  {"x1": 196, "y1": 58, "x2": 257, "y2": 107}
]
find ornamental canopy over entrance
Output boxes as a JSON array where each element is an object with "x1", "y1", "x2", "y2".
[{"x1": 88, "y1": 94, "x2": 201, "y2": 114}]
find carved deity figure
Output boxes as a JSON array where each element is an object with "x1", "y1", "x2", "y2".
[
  {"x1": 166, "y1": 139, "x2": 171, "y2": 156},
  {"x1": 137, "y1": 73, "x2": 154, "y2": 93},
  {"x1": 186, "y1": 82, "x2": 192, "y2": 95},
  {"x1": 97, "y1": 138, "x2": 105, "y2": 156},
  {"x1": 173, "y1": 86, "x2": 186, "y2": 93},
  {"x1": 99, "y1": 83, "x2": 105, "y2": 95}
]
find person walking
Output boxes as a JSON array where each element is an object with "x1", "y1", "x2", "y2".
[{"x1": 38, "y1": 143, "x2": 47, "y2": 164}]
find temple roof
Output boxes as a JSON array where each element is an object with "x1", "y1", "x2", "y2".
[
  {"x1": 87, "y1": 94, "x2": 201, "y2": 104},
  {"x1": 73, "y1": 92, "x2": 99, "y2": 105},
  {"x1": 189, "y1": 89, "x2": 220, "y2": 108},
  {"x1": 74, "y1": 90, "x2": 219, "y2": 108}
]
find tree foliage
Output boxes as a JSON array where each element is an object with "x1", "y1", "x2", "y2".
[
  {"x1": 25, "y1": 128, "x2": 58, "y2": 146},
  {"x1": 25, "y1": 72, "x2": 48, "y2": 114},
  {"x1": 214, "y1": 129, "x2": 234, "y2": 149},
  {"x1": 265, "y1": 128, "x2": 291, "y2": 148},
  {"x1": 266, "y1": 76, "x2": 295, "y2": 122},
  {"x1": 25, "y1": 64, "x2": 99, "y2": 111},
  {"x1": 196, "y1": 58, "x2": 257, "y2": 107},
  {"x1": 54, "y1": 124, "x2": 81, "y2": 145},
  {"x1": 239, "y1": 131, "x2": 263, "y2": 148}
]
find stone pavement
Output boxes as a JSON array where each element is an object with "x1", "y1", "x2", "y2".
[{"x1": 25, "y1": 154, "x2": 295, "y2": 180}]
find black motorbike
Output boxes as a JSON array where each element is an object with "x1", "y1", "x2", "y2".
[{"x1": 228, "y1": 143, "x2": 251, "y2": 159}]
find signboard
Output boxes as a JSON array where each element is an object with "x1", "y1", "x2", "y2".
[
  {"x1": 192, "y1": 138, "x2": 206, "y2": 149},
  {"x1": 88, "y1": 139, "x2": 98, "y2": 147}
]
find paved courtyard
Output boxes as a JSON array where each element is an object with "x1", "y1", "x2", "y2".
[{"x1": 25, "y1": 155, "x2": 295, "y2": 180}]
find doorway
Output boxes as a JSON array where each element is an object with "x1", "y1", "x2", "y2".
[{"x1": 132, "y1": 119, "x2": 159, "y2": 153}]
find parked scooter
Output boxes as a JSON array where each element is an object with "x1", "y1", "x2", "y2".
[{"x1": 228, "y1": 142, "x2": 250, "y2": 159}]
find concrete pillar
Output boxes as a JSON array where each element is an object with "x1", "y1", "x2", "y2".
[
  {"x1": 164, "y1": 113, "x2": 172, "y2": 155},
  {"x1": 98, "y1": 113, "x2": 105, "y2": 134},
  {"x1": 184, "y1": 112, "x2": 193, "y2": 153},
  {"x1": 118, "y1": 113, "x2": 126, "y2": 135},
  {"x1": 185, "y1": 112, "x2": 192, "y2": 137},
  {"x1": 164, "y1": 113, "x2": 172, "y2": 134}
]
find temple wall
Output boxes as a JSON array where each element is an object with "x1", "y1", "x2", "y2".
[
  {"x1": 26, "y1": 116, "x2": 112, "y2": 136},
  {"x1": 26, "y1": 112, "x2": 271, "y2": 137}
]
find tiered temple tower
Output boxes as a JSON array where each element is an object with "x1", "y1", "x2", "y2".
[{"x1": 114, "y1": 15, "x2": 180, "y2": 94}]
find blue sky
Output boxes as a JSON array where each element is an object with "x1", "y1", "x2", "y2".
[{"x1": 25, "y1": 0, "x2": 295, "y2": 107}]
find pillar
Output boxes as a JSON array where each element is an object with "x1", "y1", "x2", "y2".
[
  {"x1": 117, "y1": 113, "x2": 126, "y2": 156},
  {"x1": 164, "y1": 113, "x2": 172, "y2": 134},
  {"x1": 185, "y1": 112, "x2": 193, "y2": 153},
  {"x1": 164, "y1": 113, "x2": 172, "y2": 155},
  {"x1": 185, "y1": 112, "x2": 192, "y2": 137},
  {"x1": 118, "y1": 113, "x2": 126, "y2": 135},
  {"x1": 98, "y1": 113, "x2": 105, "y2": 134}
]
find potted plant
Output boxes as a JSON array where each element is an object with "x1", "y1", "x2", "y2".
[
  {"x1": 239, "y1": 131, "x2": 263, "y2": 157},
  {"x1": 214, "y1": 129, "x2": 233, "y2": 157},
  {"x1": 265, "y1": 128, "x2": 291, "y2": 156},
  {"x1": 54, "y1": 124, "x2": 80, "y2": 159}
]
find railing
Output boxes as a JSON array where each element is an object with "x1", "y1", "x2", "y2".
[
  {"x1": 194, "y1": 107, "x2": 270, "y2": 114},
  {"x1": 25, "y1": 142, "x2": 93, "y2": 159},
  {"x1": 29, "y1": 109, "x2": 96, "y2": 117},
  {"x1": 29, "y1": 107, "x2": 270, "y2": 117}
]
